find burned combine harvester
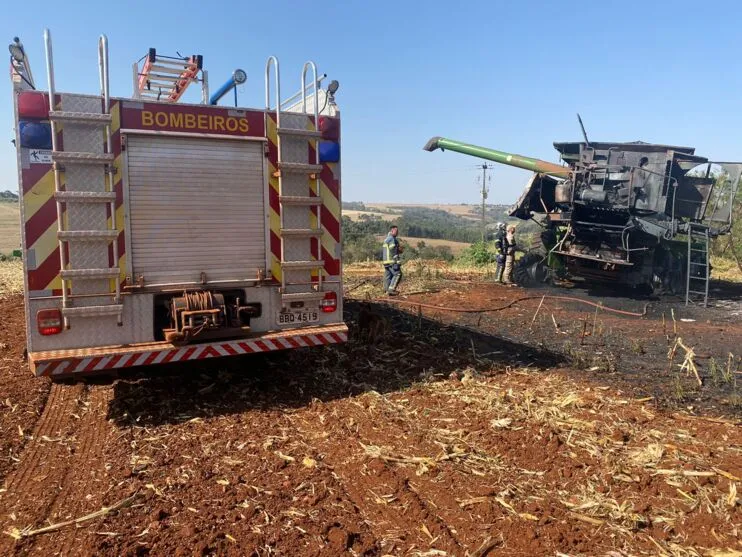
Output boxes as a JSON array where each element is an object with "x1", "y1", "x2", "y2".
[{"x1": 424, "y1": 137, "x2": 742, "y2": 303}]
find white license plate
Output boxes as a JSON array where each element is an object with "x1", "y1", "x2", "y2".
[{"x1": 277, "y1": 311, "x2": 319, "y2": 325}]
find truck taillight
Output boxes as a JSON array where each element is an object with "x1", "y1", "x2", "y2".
[
  {"x1": 320, "y1": 291, "x2": 337, "y2": 313},
  {"x1": 37, "y1": 309, "x2": 63, "y2": 335}
]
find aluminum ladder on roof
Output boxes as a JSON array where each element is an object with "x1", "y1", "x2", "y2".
[
  {"x1": 266, "y1": 57, "x2": 325, "y2": 305},
  {"x1": 44, "y1": 29, "x2": 122, "y2": 328},
  {"x1": 685, "y1": 222, "x2": 710, "y2": 307},
  {"x1": 132, "y1": 48, "x2": 209, "y2": 103}
]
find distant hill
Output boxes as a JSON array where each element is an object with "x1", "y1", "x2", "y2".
[{"x1": 0, "y1": 190, "x2": 19, "y2": 203}]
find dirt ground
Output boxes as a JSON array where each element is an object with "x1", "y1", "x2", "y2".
[{"x1": 1, "y1": 275, "x2": 742, "y2": 556}]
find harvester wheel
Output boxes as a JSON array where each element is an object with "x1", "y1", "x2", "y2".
[{"x1": 513, "y1": 252, "x2": 549, "y2": 287}]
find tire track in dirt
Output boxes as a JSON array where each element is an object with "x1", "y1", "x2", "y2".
[
  {"x1": 41, "y1": 385, "x2": 115, "y2": 556},
  {"x1": 0, "y1": 295, "x2": 51, "y2": 486},
  {"x1": 0, "y1": 382, "x2": 86, "y2": 554},
  {"x1": 326, "y1": 449, "x2": 466, "y2": 554},
  {"x1": 294, "y1": 410, "x2": 465, "y2": 555}
]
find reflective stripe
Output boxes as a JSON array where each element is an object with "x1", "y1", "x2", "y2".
[
  {"x1": 382, "y1": 235, "x2": 398, "y2": 265},
  {"x1": 382, "y1": 241, "x2": 394, "y2": 264}
]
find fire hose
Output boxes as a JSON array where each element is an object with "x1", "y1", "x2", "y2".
[
  {"x1": 183, "y1": 290, "x2": 215, "y2": 311},
  {"x1": 365, "y1": 294, "x2": 648, "y2": 317}
]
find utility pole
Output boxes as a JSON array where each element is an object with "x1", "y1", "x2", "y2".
[{"x1": 479, "y1": 163, "x2": 492, "y2": 242}]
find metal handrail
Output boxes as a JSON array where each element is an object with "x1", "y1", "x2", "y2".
[
  {"x1": 265, "y1": 56, "x2": 284, "y2": 284},
  {"x1": 44, "y1": 28, "x2": 71, "y2": 326},
  {"x1": 98, "y1": 35, "x2": 121, "y2": 310},
  {"x1": 302, "y1": 61, "x2": 322, "y2": 292},
  {"x1": 265, "y1": 57, "x2": 281, "y2": 118},
  {"x1": 301, "y1": 61, "x2": 319, "y2": 117},
  {"x1": 98, "y1": 35, "x2": 109, "y2": 110}
]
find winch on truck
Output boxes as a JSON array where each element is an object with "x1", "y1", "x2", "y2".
[{"x1": 10, "y1": 30, "x2": 346, "y2": 377}]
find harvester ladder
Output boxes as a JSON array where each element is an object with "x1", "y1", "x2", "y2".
[
  {"x1": 44, "y1": 30, "x2": 122, "y2": 328},
  {"x1": 132, "y1": 48, "x2": 208, "y2": 103},
  {"x1": 685, "y1": 222, "x2": 710, "y2": 307},
  {"x1": 266, "y1": 58, "x2": 325, "y2": 305}
]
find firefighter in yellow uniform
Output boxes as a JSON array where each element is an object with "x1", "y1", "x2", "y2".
[{"x1": 382, "y1": 226, "x2": 403, "y2": 296}]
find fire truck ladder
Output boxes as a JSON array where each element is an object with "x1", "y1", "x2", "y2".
[
  {"x1": 685, "y1": 222, "x2": 710, "y2": 307},
  {"x1": 133, "y1": 48, "x2": 208, "y2": 103},
  {"x1": 266, "y1": 57, "x2": 325, "y2": 305},
  {"x1": 44, "y1": 30, "x2": 122, "y2": 328}
]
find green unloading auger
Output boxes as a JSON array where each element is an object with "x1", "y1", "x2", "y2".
[{"x1": 423, "y1": 136, "x2": 571, "y2": 178}]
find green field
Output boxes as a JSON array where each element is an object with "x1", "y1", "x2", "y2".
[{"x1": 0, "y1": 202, "x2": 20, "y2": 255}]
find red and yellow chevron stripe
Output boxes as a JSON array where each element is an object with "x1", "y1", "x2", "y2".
[
  {"x1": 23, "y1": 94, "x2": 61, "y2": 293},
  {"x1": 108, "y1": 100, "x2": 126, "y2": 288}
]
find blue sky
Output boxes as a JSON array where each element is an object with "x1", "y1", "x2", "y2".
[{"x1": 2, "y1": 0, "x2": 740, "y2": 205}]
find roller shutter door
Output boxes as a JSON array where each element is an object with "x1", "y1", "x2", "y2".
[{"x1": 126, "y1": 135, "x2": 266, "y2": 285}]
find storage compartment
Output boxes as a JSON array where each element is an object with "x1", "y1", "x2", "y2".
[{"x1": 126, "y1": 135, "x2": 267, "y2": 286}]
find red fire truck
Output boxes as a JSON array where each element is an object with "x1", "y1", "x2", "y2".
[{"x1": 9, "y1": 30, "x2": 346, "y2": 377}]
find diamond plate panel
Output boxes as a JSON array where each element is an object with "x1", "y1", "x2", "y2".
[
  {"x1": 63, "y1": 123, "x2": 105, "y2": 154},
  {"x1": 28, "y1": 294, "x2": 154, "y2": 351},
  {"x1": 281, "y1": 113, "x2": 310, "y2": 131},
  {"x1": 61, "y1": 94, "x2": 103, "y2": 114},
  {"x1": 281, "y1": 173, "x2": 311, "y2": 196},
  {"x1": 284, "y1": 237, "x2": 312, "y2": 261},
  {"x1": 282, "y1": 268, "x2": 313, "y2": 294},
  {"x1": 60, "y1": 95, "x2": 105, "y2": 154},
  {"x1": 66, "y1": 202, "x2": 107, "y2": 230},
  {"x1": 281, "y1": 135, "x2": 310, "y2": 165},
  {"x1": 283, "y1": 205, "x2": 312, "y2": 229},
  {"x1": 64, "y1": 165, "x2": 107, "y2": 193}
]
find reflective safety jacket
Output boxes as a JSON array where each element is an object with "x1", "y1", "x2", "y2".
[{"x1": 382, "y1": 234, "x2": 401, "y2": 265}]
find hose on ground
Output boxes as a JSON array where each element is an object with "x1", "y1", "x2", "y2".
[{"x1": 354, "y1": 294, "x2": 648, "y2": 317}]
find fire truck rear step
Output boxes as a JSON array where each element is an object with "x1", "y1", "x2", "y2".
[
  {"x1": 280, "y1": 228, "x2": 323, "y2": 238},
  {"x1": 58, "y1": 230, "x2": 119, "y2": 241},
  {"x1": 60, "y1": 268, "x2": 120, "y2": 279},
  {"x1": 281, "y1": 260, "x2": 324, "y2": 270},
  {"x1": 279, "y1": 195, "x2": 322, "y2": 206},
  {"x1": 61, "y1": 304, "x2": 124, "y2": 318},
  {"x1": 277, "y1": 127, "x2": 322, "y2": 138},
  {"x1": 280, "y1": 292, "x2": 325, "y2": 303},
  {"x1": 48, "y1": 111, "x2": 112, "y2": 123},
  {"x1": 51, "y1": 151, "x2": 115, "y2": 164},
  {"x1": 54, "y1": 191, "x2": 116, "y2": 202},
  {"x1": 276, "y1": 162, "x2": 323, "y2": 173}
]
